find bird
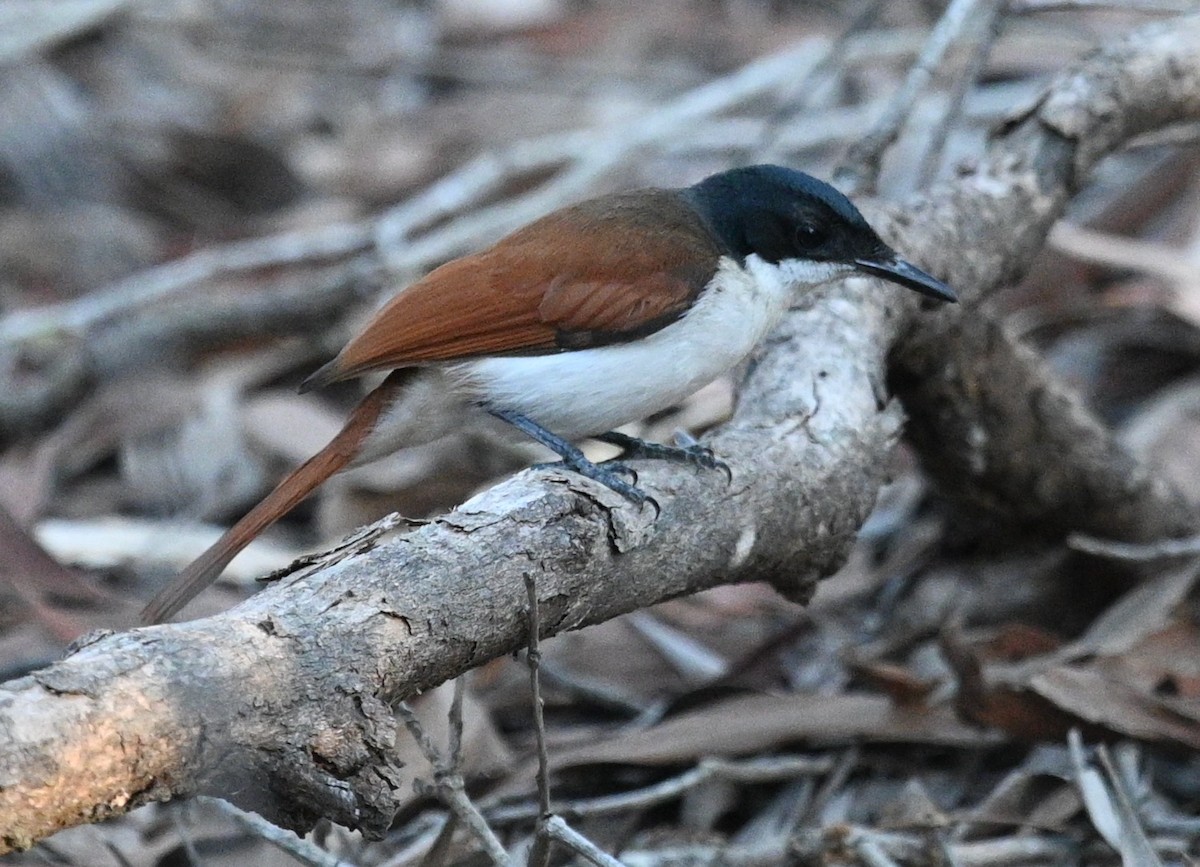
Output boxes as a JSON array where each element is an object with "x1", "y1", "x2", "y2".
[{"x1": 140, "y1": 164, "x2": 956, "y2": 623}]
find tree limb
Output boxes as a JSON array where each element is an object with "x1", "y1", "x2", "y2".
[
  {"x1": 2, "y1": 14, "x2": 1200, "y2": 854},
  {"x1": 889, "y1": 16, "x2": 1200, "y2": 539}
]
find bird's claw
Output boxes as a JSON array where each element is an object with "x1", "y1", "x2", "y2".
[{"x1": 534, "y1": 459, "x2": 654, "y2": 511}]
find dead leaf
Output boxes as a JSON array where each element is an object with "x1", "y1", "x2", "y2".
[
  {"x1": 1032, "y1": 668, "x2": 1200, "y2": 750},
  {"x1": 547, "y1": 692, "x2": 999, "y2": 769},
  {"x1": 0, "y1": 503, "x2": 127, "y2": 642}
]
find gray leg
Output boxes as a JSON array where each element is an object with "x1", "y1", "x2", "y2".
[{"x1": 489, "y1": 408, "x2": 651, "y2": 505}]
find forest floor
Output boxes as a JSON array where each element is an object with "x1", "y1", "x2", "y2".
[{"x1": 2, "y1": 1, "x2": 1200, "y2": 864}]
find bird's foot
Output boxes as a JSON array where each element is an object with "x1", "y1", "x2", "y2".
[
  {"x1": 488, "y1": 407, "x2": 656, "y2": 508},
  {"x1": 532, "y1": 457, "x2": 651, "y2": 506},
  {"x1": 594, "y1": 431, "x2": 732, "y2": 482}
]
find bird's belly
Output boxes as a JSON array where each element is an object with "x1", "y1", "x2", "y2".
[
  {"x1": 456, "y1": 346, "x2": 730, "y2": 438},
  {"x1": 447, "y1": 258, "x2": 790, "y2": 439}
]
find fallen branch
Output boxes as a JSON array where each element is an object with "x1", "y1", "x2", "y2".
[
  {"x1": 888, "y1": 15, "x2": 1200, "y2": 540},
  {"x1": 2, "y1": 13, "x2": 1200, "y2": 854}
]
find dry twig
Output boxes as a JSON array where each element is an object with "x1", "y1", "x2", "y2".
[
  {"x1": 1067, "y1": 531, "x2": 1200, "y2": 560},
  {"x1": 915, "y1": 1, "x2": 1006, "y2": 186},
  {"x1": 201, "y1": 797, "x2": 357, "y2": 867},
  {"x1": 836, "y1": 0, "x2": 996, "y2": 195},
  {"x1": 484, "y1": 755, "x2": 834, "y2": 824},
  {"x1": 524, "y1": 575, "x2": 552, "y2": 867},
  {"x1": 541, "y1": 817, "x2": 627, "y2": 867},
  {"x1": 396, "y1": 700, "x2": 511, "y2": 867},
  {"x1": 1011, "y1": 0, "x2": 1196, "y2": 11}
]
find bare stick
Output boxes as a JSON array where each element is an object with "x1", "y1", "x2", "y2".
[
  {"x1": 373, "y1": 131, "x2": 594, "y2": 254},
  {"x1": 524, "y1": 574, "x2": 552, "y2": 867},
  {"x1": 1049, "y1": 221, "x2": 1200, "y2": 286},
  {"x1": 857, "y1": 837, "x2": 904, "y2": 867},
  {"x1": 751, "y1": 0, "x2": 886, "y2": 162},
  {"x1": 837, "y1": 0, "x2": 992, "y2": 194},
  {"x1": 172, "y1": 803, "x2": 204, "y2": 866},
  {"x1": 201, "y1": 797, "x2": 357, "y2": 867},
  {"x1": 542, "y1": 817, "x2": 628, "y2": 867},
  {"x1": 484, "y1": 755, "x2": 833, "y2": 824},
  {"x1": 396, "y1": 702, "x2": 512, "y2": 867},
  {"x1": 0, "y1": 222, "x2": 373, "y2": 345},
  {"x1": 1067, "y1": 532, "x2": 1200, "y2": 560},
  {"x1": 415, "y1": 815, "x2": 459, "y2": 867},
  {"x1": 525, "y1": 602, "x2": 549, "y2": 799},
  {"x1": 448, "y1": 678, "x2": 465, "y2": 769},
  {"x1": 915, "y1": 0, "x2": 1007, "y2": 187},
  {"x1": 413, "y1": 678, "x2": 469, "y2": 867},
  {"x1": 386, "y1": 33, "x2": 867, "y2": 275},
  {"x1": 378, "y1": 814, "x2": 451, "y2": 867}
]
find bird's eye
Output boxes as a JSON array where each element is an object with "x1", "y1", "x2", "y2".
[{"x1": 794, "y1": 223, "x2": 828, "y2": 249}]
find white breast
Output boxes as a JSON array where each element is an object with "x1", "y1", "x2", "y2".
[{"x1": 446, "y1": 254, "x2": 799, "y2": 440}]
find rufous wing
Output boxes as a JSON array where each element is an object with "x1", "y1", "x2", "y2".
[{"x1": 302, "y1": 189, "x2": 722, "y2": 390}]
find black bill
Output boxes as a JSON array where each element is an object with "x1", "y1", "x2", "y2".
[{"x1": 854, "y1": 255, "x2": 957, "y2": 303}]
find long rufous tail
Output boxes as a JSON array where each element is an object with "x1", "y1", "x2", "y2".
[{"x1": 140, "y1": 372, "x2": 408, "y2": 624}]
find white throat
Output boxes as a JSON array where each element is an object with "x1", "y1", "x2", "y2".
[{"x1": 770, "y1": 256, "x2": 855, "y2": 288}]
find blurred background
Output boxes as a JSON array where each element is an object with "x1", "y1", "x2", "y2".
[{"x1": 3, "y1": 0, "x2": 1200, "y2": 864}]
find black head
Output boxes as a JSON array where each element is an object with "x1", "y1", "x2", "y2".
[{"x1": 684, "y1": 165, "x2": 956, "y2": 302}]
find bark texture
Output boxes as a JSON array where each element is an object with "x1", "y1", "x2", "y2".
[
  {"x1": 2, "y1": 15, "x2": 1200, "y2": 853},
  {"x1": 888, "y1": 21, "x2": 1200, "y2": 538}
]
